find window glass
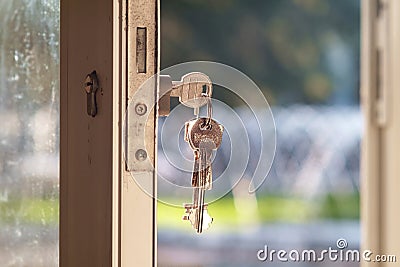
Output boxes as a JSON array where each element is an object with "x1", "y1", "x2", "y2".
[
  {"x1": 0, "y1": 1, "x2": 59, "y2": 266},
  {"x1": 159, "y1": 1, "x2": 360, "y2": 266}
]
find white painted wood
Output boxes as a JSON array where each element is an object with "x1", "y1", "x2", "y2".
[
  {"x1": 361, "y1": 1, "x2": 400, "y2": 265},
  {"x1": 121, "y1": 0, "x2": 159, "y2": 266},
  {"x1": 361, "y1": 1, "x2": 382, "y2": 263}
]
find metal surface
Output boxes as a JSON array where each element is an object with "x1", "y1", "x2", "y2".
[
  {"x1": 135, "y1": 103, "x2": 147, "y2": 116},
  {"x1": 84, "y1": 70, "x2": 99, "y2": 117},
  {"x1": 126, "y1": 77, "x2": 156, "y2": 171},
  {"x1": 170, "y1": 72, "x2": 212, "y2": 109},
  {"x1": 158, "y1": 72, "x2": 213, "y2": 117},
  {"x1": 126, "y1": 72, "x2": 213, "y2": 172},
  {"x1": 184, "y1": 118, "x2": 224, "y2": 150},
  {"x1": 158, "y1": 75, "x2": 173, "y2": 116},
  {"x1": 122, "y1": 0, "x2": 158, "y2": 266},
  {"x1": 182, "y1": 117, "x2": 223, "y2": 233},
  {"x1": 136, "y1": 27, "x2": 147, "y2": 73}
]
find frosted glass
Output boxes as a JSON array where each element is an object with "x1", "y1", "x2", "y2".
[{"x1": 0, "y1": 0, "x2": 59, "y2": 266}]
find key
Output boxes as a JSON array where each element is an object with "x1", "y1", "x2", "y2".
[
  {"x1": 158, "y1": 72, "x2": 212, "y2": 116},
  {"x1": 170, "y1": 72, "x2": 212, "y2": 116},
  {"x1": 182, "y1": 117, "x2": 224, "y2": 233},
  {"x1": 190, "y1": 137, "x2": 217, "y2": 190},
  {"x1": 183, "y1": 147, "x2": 213, "y2": 233},
  {"x1": 185, "y1": 120, "x2": 223, "y2": 233},
  {"x1": 183, "y1": 203, "x2": 213, "y2": 233}
]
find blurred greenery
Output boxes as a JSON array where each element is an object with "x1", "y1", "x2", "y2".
[
  {"x1": 0, "y1": 198, "x2": 58, "y2": 226},
  {"x1": 157, "y1": 193, "x2": 359, "y2": 229},
  {"x1": 0, "y1": 193, "x2": 358, "y2": 226},
  {"x1": 161, "y1": 0, "x2": 360, "y2": 106},
  {"x1": 320, "y1": 192, "x2": 360, "y2": 220},
  {"x1": 0, "y1": 0, "x2": 361, "y2": 231}
]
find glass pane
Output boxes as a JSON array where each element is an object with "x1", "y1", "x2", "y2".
[
  {"x1": 0, "y1": 0, "x2": 59, "y2": 266},
  {"x1": 159, "y1": 0, "x2": 360, "y2": 266}
]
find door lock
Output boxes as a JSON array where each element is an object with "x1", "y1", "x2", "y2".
[{"x1": 84, "y1": 70, "x2": 99, "y2": 117}]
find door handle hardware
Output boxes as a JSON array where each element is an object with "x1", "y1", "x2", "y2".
[{"x1": 84, "y1": 70, "x2": 99, "y2": 117}]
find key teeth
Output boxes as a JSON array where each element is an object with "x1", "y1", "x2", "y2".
[
  {"x1": 182, "y1": 203, "x2": 213, "y2": 233},
  {"x1": 182, "y1": 203, "x2": 192, "y2": 221},
  {"x1": 200, "y1": 217, "x2": 213, "y2": 233},
  {"x1": 195, "y1": 217, "x2": 213, "y2": 234}
]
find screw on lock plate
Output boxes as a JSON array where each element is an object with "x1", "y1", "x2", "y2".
[{"x1": 84, "y1": 70, "x2": 99, "y2": 117}]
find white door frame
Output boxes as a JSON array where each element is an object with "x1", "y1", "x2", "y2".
[{"x1": 361, "y1": 0, "x2": 400, "y2": 265}]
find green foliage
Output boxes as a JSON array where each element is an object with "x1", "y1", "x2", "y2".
[
  {"x1": 318, "y1": 193, "x2": 360, "y2": 220},
  {"x1": 0, "y1": 198, "x2": 59, "y2": 225},
  {"x1": 157, "y1": 193, "x2": 359, "y2": 229},
  {"x1": 161, "y1": 0, "x2": 360, "y2": 105},
  {"x1": 0, "y1": 193, "x2": 358, "y2": 227}
]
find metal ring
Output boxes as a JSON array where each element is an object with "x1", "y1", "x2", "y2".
[{"x1": 201, "y1": 93, "x2": 212, "y2": 127}]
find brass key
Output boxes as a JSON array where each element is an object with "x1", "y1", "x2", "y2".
[{"x1": 183, "y1": 117, "x2": 224, "y2": 233}]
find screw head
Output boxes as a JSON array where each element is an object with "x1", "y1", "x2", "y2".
[
  {"x1": 135, "y1": 149, "x2": 147, "y2": 161},
  {"x1": 135, "y1": 103, "x2": 147, "y2": 116}
]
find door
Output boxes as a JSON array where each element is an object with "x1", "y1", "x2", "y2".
[{"x1": 60, "y1": 0, "x2": 158, "y2": 266}]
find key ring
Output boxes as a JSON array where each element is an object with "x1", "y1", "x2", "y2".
[{"x1": 200, "y1": 93, "x2": 212, "y2": 129}]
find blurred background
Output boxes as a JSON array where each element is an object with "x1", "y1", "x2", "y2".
[
  {"x1": 0, "y1": 0, "x2": 361, "y2": 266},
  {"x1": 158, "y1": 0, "x2": 361, "y2": 266}
]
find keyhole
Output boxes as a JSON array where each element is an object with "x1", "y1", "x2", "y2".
[{"x1": 202, "y1": 84, "x2": 208, "y2": 94}]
